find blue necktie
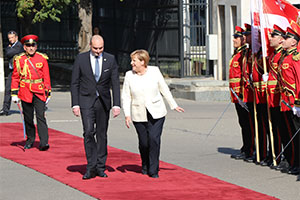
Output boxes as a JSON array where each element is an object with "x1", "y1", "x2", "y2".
[{"x1": 95, "y1": 56, "x2": 100, "y2": 81}]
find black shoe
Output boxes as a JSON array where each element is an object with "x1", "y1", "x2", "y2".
[
  {"x1": 288, "y1": 167, "x2": 300, "y2": 175},
  {"x1": 260, "y1": 159, "x2": 272, "y2": 167},
  {"x1": 244, "y1": 155, "x2": 255, "y2": 163},
  {"x1": 149, "y1": 174, "x2": 159, "y2": 178},
  {"x1": 24, "y1": 143, "x2": 33, "y2": 149},
  {"x1": 97, "y1": 170, "x2": 108, "y2": 178},
  {"x1": 82, "y1": 170, "x2": 96, "y2": 180},
  {"x1": 0, "y1": 110, "x2": 9, "y2": 116},
  {"x1": 141, "y1": 169, "x2": 148, "y2": 175},
  {"x1": 270, "y1": 162, "x2": 280, "y2": 169},
  {"x1": 281, "y1": 166, "x2": 292, "y2": 173},
  {"x1": 231, "y1": 152, "x2": 246, "y2": 160},
  {"x1": 297, "y1": 175, "x2": 300, "y2": 181},
  {"x1": 39, "y1": 144, "x2": 50, "y2": 151},
  {"x1": 274, "y1": 160, "x2": 289, "y2": 171}
]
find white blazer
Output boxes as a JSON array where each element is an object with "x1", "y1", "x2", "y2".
[{"x1": 122, "y1": 66, "x2": 178, "y2": 122}]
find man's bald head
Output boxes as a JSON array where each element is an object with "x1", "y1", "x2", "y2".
[{"x1": 90, "y1": 35, "x2": 104, "y2": 56}]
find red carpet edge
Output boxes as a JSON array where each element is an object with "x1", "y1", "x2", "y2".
[{"x1": 0, "y1": 123, "x2": 278, "y2": 200}]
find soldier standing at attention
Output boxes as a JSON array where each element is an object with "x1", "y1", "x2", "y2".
[
  {"x1": 265, "y1": 25, "x2": 285, "y2": 168},
  {"x1": 241, "y1": 23, "x2": 255, "y2": 162},
  {"x1": 229, "y1": 26, "x2": 251, "y2": 160},
  {"x1": 252, "y1": 30, "x2": 270, "y2": 166},
  {"x1": 278, "y1": 27, "x2": 300, "y2": 175},
  {"x1": 11, "y1": 34, "x2": 51, "y2": 151}
]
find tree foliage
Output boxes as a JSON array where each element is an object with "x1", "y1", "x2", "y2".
[{"x1": 16, "y1": 0, "x2": 80, "y2": 23}]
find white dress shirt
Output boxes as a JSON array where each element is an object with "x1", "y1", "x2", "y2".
[{"x1": 90, "y1": 52, "x2": 103, "y2": 77}]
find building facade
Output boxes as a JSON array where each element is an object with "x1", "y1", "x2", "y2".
[{"x1": 1, "y1": 0, "x2": 299, "y2": 80}]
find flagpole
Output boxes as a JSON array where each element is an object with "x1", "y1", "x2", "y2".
[
  {"x1": 262, "y1": 57, "x2": 277, "y2": 166},
  {"x1": 253, "y1": 54, "x2": 260, "y2": 163}
]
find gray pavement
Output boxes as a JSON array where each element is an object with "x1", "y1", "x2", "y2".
[{"x1": 0, "y1": 91, "x2": 299, "y2": 200}]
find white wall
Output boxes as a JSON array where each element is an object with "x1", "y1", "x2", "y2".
[
  {"x1": 212, "y1": 0, "x2": 299, "y2": 81},
  {"x1": 213, "y1": 0, "x2": 250, "y2": 80}
]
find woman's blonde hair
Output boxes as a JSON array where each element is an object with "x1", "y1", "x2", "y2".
[{"x1": 130, "y1": 49, "x2": 150, "y2": 66}]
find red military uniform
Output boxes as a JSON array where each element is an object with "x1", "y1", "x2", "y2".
[
  {"x1": 11, "y1": 34, "x2": 51, "y2": 151},
  {"x1": 11, "y1": 51, "x2": 51, "y2": 102},
  {"x1": 267, "y1": 46, "x2": 283, "y2": 107},
  {"x1": 252, "y1": 49, "x2": 270, "y2": 162},
  {"x1": 229, "y1": 26, "x2": 254, "y2": 160},
  {"x1": 279, "y1": 47, "x2": 300, "y2": 111},
  {"x1": 242, "y1": 47, "x2": 254, "y2": 102},
  {"x1": 229, "y1": 44, "x2": 246, "y2": 103},
  {"x1": 252, "y1": 49, "x2": 267, "y2": 104},
  {"x1": 278, "y1": 27, "x2": 300, "y2": 174}
]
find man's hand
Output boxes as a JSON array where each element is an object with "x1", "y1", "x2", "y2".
[
  {"x1": 72, "y1": 106, "x2": 80, "y2": 117},
  {"x1": 45, "y1": 97, "x2": 51, "y2": 105},
  {"x1": 12, "y1": 96, "x2": 20, "y2": 103},
  {"x1": 112, "y1": 107, "x2": 120, "y2": 118},
  {"x1": 125, "y1": 116, "x2": 131, "y2": 128}
]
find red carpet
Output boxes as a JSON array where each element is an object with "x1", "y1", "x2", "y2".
[{"x1": 0, "y1": 123, "x2": 277, "y2": 200}]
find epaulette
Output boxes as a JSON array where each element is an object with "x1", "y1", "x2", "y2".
[
  {"x1": 13, "y1": 52, "x2": 25, "y2": 61},
  {"x1": 36, "y1": 52, "x2": 49, "y2": 60},
  {"x1": 292, "y1": 51, "x2": 300, "y2": 61}
]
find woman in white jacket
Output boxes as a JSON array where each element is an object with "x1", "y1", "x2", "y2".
[{"x1": 122, "y1": 49, "x2": 184, "y2": 178}]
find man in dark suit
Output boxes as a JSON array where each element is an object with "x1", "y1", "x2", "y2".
[
  {"x1": 71, "y1": 35, "x2": 121, "y2": 179},
  {"x1": 0, "y1": 31, "x2": 23, "y2": 116}
]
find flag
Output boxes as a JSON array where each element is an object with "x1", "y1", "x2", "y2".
[
  {"x1": 250, "y1": 0, "x2": 262, "y2": 54},
  {"x1": 258, "y1": 0, "x2": 300, "y2": 57}
]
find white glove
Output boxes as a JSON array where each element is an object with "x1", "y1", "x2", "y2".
[
  {"x1": 12, "y1": 96, "x2": 20, "y2": 103},
  {"x1": 45, "y1": 97, "x2": 51, "y2": 105},
  {"x1": 262, "y1": 73, "x2": 269, "y2": 82},
  {"x1": 292, "y1": 106, "x2": 300, "y2": 117}
]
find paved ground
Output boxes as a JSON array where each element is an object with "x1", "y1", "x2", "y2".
[{"x1": 0, "y1": 91, "x2": 299, "y2": 200}]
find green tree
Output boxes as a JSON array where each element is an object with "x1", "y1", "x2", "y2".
[
  {"x1": 16, "y1": 0, "x2": 80, "y2": 34},
  {"x1": 15, "y1": 0, "x2": 93, "y2": 52}
]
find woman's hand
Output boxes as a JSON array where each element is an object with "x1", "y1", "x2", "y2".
[
  {"x1": 175, "y1": 106, "x2": 184, "y2": 113},
  {"x1": 125, "y1": 116, "x2": 132, "y2": 128}
]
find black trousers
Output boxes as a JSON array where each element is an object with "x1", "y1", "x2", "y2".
[
  {"x1": 280, "y1": 111, "x2": 297, "y2": 166},
  {"x1": 1, "y1": 70, "x2": 12, "y2": 111},
  {"x1": 21, "y1": 94, "x2": 48, "y2": 146},
  {"x1": 269, "y1": 107, "x2": 283, "y2": 163},
  {"x1": 133, "y1": 111, "x2": 165, "y2": 176},
  {"x1": 80, "y1": 98, "x2": 109, "y2": 172},
  {"x1": 291, "y1": 114, "x2": 300, "y2": 167},
  {"x1": 255, "y1": 103, "x2": 270, "y2": 160},
  {"x1": 235, "y1": 102, "x2": 255, "y2": 156}
]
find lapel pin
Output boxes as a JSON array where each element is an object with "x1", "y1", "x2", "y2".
[{"x1": 104, "y1": 58, "x2": 106, "y2": 61}]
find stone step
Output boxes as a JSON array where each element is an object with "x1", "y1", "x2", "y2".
[{"x1": 167, "y1": 78, "x2": 230, "y2": 101}]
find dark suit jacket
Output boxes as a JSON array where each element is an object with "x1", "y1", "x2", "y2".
[
  {"x1": 71, "y1": 51, "x2": 120, "y2": 111},
  {"x1": 5, "y1": 41, "x2": 23, "y2": 69}
]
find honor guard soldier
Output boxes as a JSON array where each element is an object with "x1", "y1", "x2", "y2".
[
  {"x1": 229, "y1": 26, "x2": 253, "y2": 160},
  {"x1": 240, "y1": 23, "x2": 255, "y2": 162},
  {"x1": 252, "y1": 31, "x2": 270, "y2": 166},
  {"x1": 278, "y1": 27, "x2": 300, "y2": 175},
  {"x1": 265, "y1": 25, "x2": 285, "y2": 167},
  {"x1": 11, "y1": 34, "x2": 51, "y2": 151}
]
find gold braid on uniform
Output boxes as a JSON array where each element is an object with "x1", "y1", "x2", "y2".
[
  {"x1": 14, "y1": 52, "x2": 25, "y2": 75},
  {"x1": 36, "y1": 52, "x2": 49, "y2": 60},
  {"x1": 292, "y1": 50, "x2": 300, "y2": 107},
  {"x1": 292, "y1": 51, "x2": 300, "y2": 61}
]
